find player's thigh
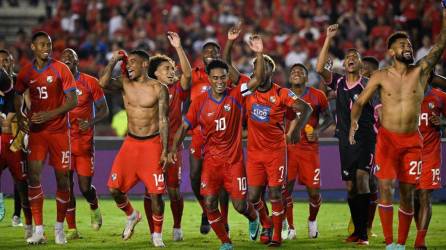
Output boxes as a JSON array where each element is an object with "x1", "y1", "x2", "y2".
[
  {"x1": 296, "y1": 149, "x2": 320, "y2": 189},
  {"x1": 138, "y1": 141, "x2": 165, "y2": 195},
  {"x1": 224, "y1": 161, "x2": 247, "y2": 200},
  {"x1": 107, "y1": 138, "x2": 139, "y2": 193},
  {"x1": 200, "y1": 158, "x2": 223, "y2": 198},
  {"x1": 28, "y1": 131, "x2": 49, "y2": 164},
  {"x1": 286, "y1": 146, "x2": 299, "y2": 182},
  {"x1": 47, "y1": 132, "x2": 71, "y2": 172},
  {"x1": 265, "y1": 150, "x2": 286, "y2": 188},
  {"x1": 246, "y1": 153, "x2": 267, "y2": 187},
  {"x1": 399, "y1": 146, "x2": 422, "y2": 185}
]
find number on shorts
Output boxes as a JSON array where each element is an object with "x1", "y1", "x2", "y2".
[
  {"x1": 214, "y1": 117, "x2": 226, "y2": 131},
  {"x1": 279, "y1": 166, "x2": 285, "y2": 180},
  {"x1": 153, "y1": 174, "x2": 164, "y2": 187},
  {"x1": 409, "y1": 161, "x2": 422, "y2": 176},
  {"x1": 36, "y1": 86, "x2": 48, "y2": 99},
  {"x1": 61, "y1": 151, "x2": 70, "y2": 164},
  {"x1": 431, "y1": 168, "x2": 440, "y2": 183},
  {"x1": 313, "y1": 168, "x2": 320, "y2": 183},
  {"x1": 237, "y1": 177, "x2": 247, "y2": 191}
]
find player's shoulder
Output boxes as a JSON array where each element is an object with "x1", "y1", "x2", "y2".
[
  {"x1": 79, "y1": 72, "x2": 99, "y2": 83},
  {"x1": 17, "y1": 61, "x2": 33, "y2": 76},
  {"x1": 51, "y1": 59, "x2": 70, "y2": 70},
  {"x1": 431, "y1": 87, "x2": 446, "y2": 98}
]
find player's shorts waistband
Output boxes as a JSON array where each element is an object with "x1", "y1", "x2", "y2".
[
  {"x1": 378, "y1": 126, "x2": 420, "y2": 138},
  {"x1": 127, "y1": 132, "x2": 160, "y2": 140}
]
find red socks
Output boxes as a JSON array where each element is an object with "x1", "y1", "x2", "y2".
[
  {"x1": 308, "y1": 194, "x2": 321, "y2": 222},
  {"x1": 206, "y1": 208, "x2": 231, "y2": 244},
  {"x1": 28, "y1": 185, "x2": 44, "y2": 225},
  {"x1": 414, "y1": 229, "x2": 427, "y2": 248},
  {"x1": 397, "y1": 208, "x2": 414, "y2": 245},
  {"x1": 378, "y1": 203, "x2": 394, "y2": 245},
  {"x1": 271, "y1": 199, "x2": 284, "y2": 242},
  {"x1": 117, "y1": 196, "x2": 134, "y2": 216},
  {"x1": 56, "y1": 190, "x2": 70, "y2": 223},
  {"x1": 253, "y1": 199, "x2": 272, "y2": 229},
  {"x1": 66, "y1": 207, "x2": 76, "y2": 229},
  {"x1": 152, "y1": 213, "x2": 164, "y2": 234}
]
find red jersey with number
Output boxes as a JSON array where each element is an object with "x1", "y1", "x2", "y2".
[
  {"x1": 15, "y1": 59, "x2": 76, "y2": 132},
  {"x1": 168, "y1": 81, "x2": 189, "y2": 144},
  {"x1": 245, "y1": 83, "x2": 298, "y2": 151},
  {"x1": 286, "y1": 87, "x2": 329, "y2": 150},
  {"x1": 419, "y1": 87, "x2": 446, "y2": 152},
  {"x1": 69, "y1": 72, "x2": 105, "y2": 140},
  {"x1": 184, "y1": 82, "x2": 251, "y2": 163}
]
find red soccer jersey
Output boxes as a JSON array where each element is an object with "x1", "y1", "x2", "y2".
[
  {"x1": 15, "y1": 59, "x2": 76, "y2": 132},
  {"x1": 245, "y1": 83, "x2": 298, "y2": 151},
  {"x1": 191, "y1": 67, "x2": 211, "y2": 102},
  {"x1": 286, "y1": 87, "x2": 329, "y2": 149},
  {"x1": 69, "y1": 72, "x2": 105, "y2": 139},
  {"x1": 168, "y1": 81, "x2": 189, "y2": 144},
  {"x1": 419, "y1": 87, "x2": 446, "y2": 152},
  {"x1": 185, "y1": 82, "x2": 250, "y2": 163}
]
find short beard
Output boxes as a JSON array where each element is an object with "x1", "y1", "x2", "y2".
[{"x1": 395, "y1": 54, "x2": 414, "y2": 64}]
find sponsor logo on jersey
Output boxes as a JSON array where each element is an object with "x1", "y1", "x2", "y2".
[
  {"x1": 224, "y1": 104, "x2": 231, "y2": 112},
  {"x1": 47, "y1": 76, "x2": 53, "y2": 84},
  {"x1": 201, "y1": 85, "x2": 210, "y2": 93},
  {"x1": 111, "y1": 173, "x2": 117, "y2": 181},
  {"x1": 428, "y1": 102, "x2": 435, "y2": 109},
  {"x1": 76, "y1": 88, "x2": 83, "y2": 96},
  {"x1": 269, "y1": 96, "x2": 276, "y2": 103},
  {"x1": 200, "y1": 182, "x2": 207, "y2": 189},
  {"x1": 251, "y1": 104, "x2": 271, "y2": 122},
  {"x1": 288, "y1": 90, "x2": 298, "y2": 100}
]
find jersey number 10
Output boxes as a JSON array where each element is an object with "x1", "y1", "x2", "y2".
[{"x1": 214, "y1": 117, "x2": 226, "y2": 131}]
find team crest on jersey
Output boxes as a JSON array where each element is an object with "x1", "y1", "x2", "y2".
[
  {"x1": 200, "y1": 181, "x2": 207, "y2": 189},
  {"x1": 224, "y1": 104, "x2": 231, "y2": 112},
  {"x1": 269, "y1": 96, "x2": 276, "y2": 103},
  {"x1": 201, "y1": 85, "x2": 210, "y2": 93},
  {"x1": 111, "y1": 173, "x2": 117, "y2": 181},
  {"x1": 76, "y1": 88, "x2": 83, "y2": 96},
  {"x1": 252, "y1": 104, "x2": 271, "y2": 122},
  {"x1": 428, "y1": 102, "x2": 435, "y2": 109},
  {"x1": 288, "y1": 90, "x2": 298, "y2": 100},
  {"x1": 46, "y1": 76, "x2": 53, "y2": 84}
]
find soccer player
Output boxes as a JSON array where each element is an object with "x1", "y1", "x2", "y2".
[
  {"x1": 169, "y1": 35, "x2": 264, "y2": 250},
  {"x1": 350, "y1": 3, "x2": 446, "y2": 248},
  {"x1": 284, "y1": 63, "x2": 333, "y2": 240},
  {"x1": 146, "y1": 31, "x2": 191, "y2": 241},
  {"x1": 14, "y1": 31, "x2": 78, "y2": 245},
  {"x1": 99, "y1": 50, "x2": 169, "y2": 247},
  {"x1": 60, "y1": 48, "x2": 109, "y2": 239},
  {"x1": 316, "y1": 24, "x2": 375, "y2": 245},
  {"x1": 0, "y1": 49, "x2": 33, "y2": 238},
  {"x1": 413, "y1": 73, "x2": 446, "y2": 249},
  {"x1": 245, "y1": 55, "x2": 312, "y2": 246}
]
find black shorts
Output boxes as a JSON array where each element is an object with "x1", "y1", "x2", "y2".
[{"x1": 338, "y1": 139, "x2": 375, "y2": 181}]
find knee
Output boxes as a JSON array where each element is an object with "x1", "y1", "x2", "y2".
[
  {"x1": 168, "y1": 188, "x2": 181, "y2": 201},
  {"x1": 79, "y1": 185, "x2": 90, "y2": 196},
  {"x1": 232, "y1": 200, "x2": 246, "y2": 213},
  {"x1": 308, "y1": 190, "x2": 320, "y2": 200},
  {"x1": 109, "y1": 188, "x2": 121, "y2": 198},
  {"x1": 248, "y1": 189, "x2": 261, "y2": 203},
  {"x1": 269, "y1": 188, "x2": 282, "y2": 200},
  {"x1": 204, "y1": 198, "x2": 218, "y2": 211}
]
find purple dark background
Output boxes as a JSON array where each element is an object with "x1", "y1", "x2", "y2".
[{"x1": 1, "y1": 139, "x2": 445, "y2": 199}]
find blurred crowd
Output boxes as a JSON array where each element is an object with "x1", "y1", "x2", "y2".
[{"x1": 0, "y1": 0, "x2": 445, "y2": 136}]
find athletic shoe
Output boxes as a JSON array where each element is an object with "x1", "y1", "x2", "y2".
[
  {"x1": 26, "y1": 232, "x2": 47, "y2": 244},
  {"x1": 55, "y1": 227, "x2": 67, "y2": 244},
  {"x1": 173, "y1": 228, "x2": 183, "y2": 241},
  {"x1": 367, "y1": 227, "x2": 377, "y2": 237},
  {"x1": 24, "y1": 224, "x2": 33, "y2": 239},
  {"x1": 219, "y1": 243, "x2": 233, "y2": 250},
  {"x1": 200, "y1": 213, "x2": 211, "y2": 235},
  {"x1": 0, "y1": 193, "x2": 5, "y2": 222},
  {"x1": 268, "y1": 240, "x2": 282, "y2": 247},
  {"x1": 248, "y1": 212, "x2": 260, "y2": 241},
  {"x1": 288, "y1": 229, "x2": 297, "y2": 240},
  {"x1": 386, "y1": 243, "x2": 396, "y2": 250},
  {"x1": 66, "y1": 228, "x2": 82, "y2": 240},
  {"x1": 260, "y1": 227, "x2": 273, "y2": 244},
  {"x1": 357, "y1": 239, "x2": 369, "y2": 245},
  {"x1": 121, "y1": 210, "x2": 142, "y2": 240},
  {"x1": 344, "y1": 234, "x2": 359, "y2": 243},
  {"x1": 12, "y1": 215, "x2": 23, "y2": 227},
  {"x1": 347, "y1": 217, "x2": 354, "y2": 235},
  {"x1": 281, "y1": 219, "x2": 288, "y2": 240},
  {"x1": 91, "y1": 208, "x2": 103, "y2": 230},
  {"x1": 395, "y1": 244, "x2": 406, "y2": 250},
  {"x1": 308, "y1": 220, "x2": 319, "y2": 238},
  {"x1": 152, "y1": 232, "x2": 165, "y2": 247}
]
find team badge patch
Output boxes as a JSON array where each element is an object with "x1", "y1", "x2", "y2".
[
  {"x1": 47, "y1": 76, "x2": 53, "y2": 84},
  {"x1": 428, "y1": 102, "x2": 435, "y2": 109},
  {"x1": 76, "y1": 88, "x2": 83, "y2": 96},
  {"x1": 269, "y1": 96, "x2": 276, "y2": 103},
  {"x1": 111, "y1": 173, "x2": 117, "y2": 181},
  {"x1": 252, "y1": 104, "x2": 271, "y2": 122},
  {"x1": 224, "y1": 104, "x2": 231, "y2": 112}
]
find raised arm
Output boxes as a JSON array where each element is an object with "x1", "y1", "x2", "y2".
[
  {"x1": 418, "y1": 3, "x2": 446, "y2": 87},
  {"x1": 316, "y1": 24, "x2": 339, "y2": 82},
  {"x1": 246, "y1": 35, "x2": 264, "y2": 89},
  {"x1": 168, "y1": 31, "x2": 192, "y2": 90},
  {"x1": 223, "y1": 22, "x2": 242, "y2": 84},
  {"x1": 349, "y1": 73, "x2": 381, "y2": 144},
  {"x1": 99, "y1": 51, "x2": 125, "y2": 91},
  {"x1": 158, "y1": 84, "x2": 169, "y2": 170}
]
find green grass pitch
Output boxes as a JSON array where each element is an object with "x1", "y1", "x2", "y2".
[{"x1": 0, "y1": 198, "x2": 445, "y2": 249}]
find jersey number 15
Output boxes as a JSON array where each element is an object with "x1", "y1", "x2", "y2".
[{"x1": 37, "y1": 86, "x2": 48, "y2": 99}]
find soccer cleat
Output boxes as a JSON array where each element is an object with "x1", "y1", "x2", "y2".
[
  {"x1": 260, "y1": 227, "x2": 273, "y2": 244},
  {"x1": 281, "y1": 219, "x2": 289, "y2": 240},
  {"x1": 26, "y1": 232, "x2": 47, "y2": 244},
  {"x1": 200, "y1": 213, "x2": 211, "y2": 235},
  {"x1": 268, "y1": 240, "x2": 282, "y2": 247},
  {"x1": 173, "y1": 228, "x2": 183, "y2": 241},
  {"x1": 55, "y1": 227, "x2": 67, "y2": 244},
  {"x1": 219, "y1": 243, "x2": 233, "y2": 250},
  {"x1": 91, "y1": 208, "x2": 103, "y2": 231},
  {"x1": 152, "y1": 232, "x2": 166, "y2": 247},
  {"x1": 122, "y1": 210, "x2": 142, "y2": 240},
  {"x1": 248, "y1": 212, "x2": 260, "y2": 241},
  {"x1": 395, "y1": 244, "x2": 406, "y2": 250},
  {"x1": 288, "y1": 229, "x2": 296, "y2": 240},
  {"x1": 357, "y1": 239, "x2": 369, "y2": 246},
  {"x1": 308, "y1": 220, "x2": 319, "y2": 238},
  {"x1": 347, "y1": 217, "x2": 354, "y2": 235},
  {"x1": 386, "y1": 243, "x2": 396, "y2": 250},
  {"x1": 12, "y1": 215, "x2": 23, "y2": 227},
  {"x1": 344, "y1": 234, "x2": 359, "y2": 243},
  {"x1": 24, "y1": 225, "x2": 33, "y2": 239},
  {"x1": 66, "y1": 228, "x2": 82, "y2": 240},
  {"x1": 0, "y1": 193, "x2": 5, "y2": 222}
]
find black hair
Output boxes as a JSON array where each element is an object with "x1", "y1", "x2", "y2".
[
  {"x1": 31, "y1": 31, "x2": 50, "y2": 43},
  {"x1": 202, "y1": 41, "x2": 221, "y2": 51},
  {"x1": 290, "y1": 63, "x2": 308, "y2": 75},
  {"x1": 387, "y1": 31, "x2": 410, "y2": 49},
  {"x1": 0, "y1": 49, "x2": 11, "y2": 57},
  {"x1": 148, "y1": 54, "x2": 174, "y2": 79},
  {"x1": 129, "y1": 50, "x2": 150, "y2": 62},
  {"x1": 362, "y1": 56, "x2": 380, "y2": 69},
  {"x1": 205, "y1": 59, "x2": 228, "y2": 75}
]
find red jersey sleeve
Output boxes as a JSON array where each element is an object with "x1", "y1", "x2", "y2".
[
  {"x1": 317, "y1": 89, "x2": 329, "y2": 112},
  {"x1": 280, "y1": 88, "x2": 299, "y2": 108},
  {"x1": 58, "y1": 63, "x2": 76, "y2": 93},
  {"x1": 177, "y1": 81, "x2": 190, "y2": 101},
  {"x1": 184, "y1": 97, "x2": 202, "y2": 129},
  {"x1": 15, "y1": 67, "x2": 29, "y2": 94},
  {"x1": 439, "y1": 90, "x2": 446, "y2": 117},
  {"x1": 88, "y1": 76, "x2": 106, "y2": 103}
]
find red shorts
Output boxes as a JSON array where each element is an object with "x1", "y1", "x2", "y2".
[
  {"x1": 287, "y1": 145, "x2": 320, "y2": 189},
  {"x1": 190, "y1": 129, "x2": 204, "y2": 159},
  {"x1": 0, "y1": 134, "x2": 26, "y2": 182},
  {"x1": 417, "y1": 145, "x2": 441, "y2": 190},
  {"x1": 107, "y1": 134, "x2": 165, "y2": 194},
  {"x1": 70, "y1": 135, "x2": 94, "y2": 177},
  {"x1": 166, "y1": 147, "x2": 182, "y2": 188},
  {"x1": 200, "y1": 157, "x2": 247, "y2": 200},
  {"x1": 28, "y1": 130, "x2": 71, "y2": 172},
  {"x1": 246, "y1": 149, "x2": 286, "y2": 188},
  {"x1": 375, "y1": 127, "x2": 423, "y2": 184}
]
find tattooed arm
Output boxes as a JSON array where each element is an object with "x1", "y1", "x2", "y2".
[{"x1": 158, "y1": 84, "x2": 169, "y2": 170}]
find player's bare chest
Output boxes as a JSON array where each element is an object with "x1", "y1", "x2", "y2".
[{"x1": 123, "y1": 88, "x2": 157, "y2": 108}]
